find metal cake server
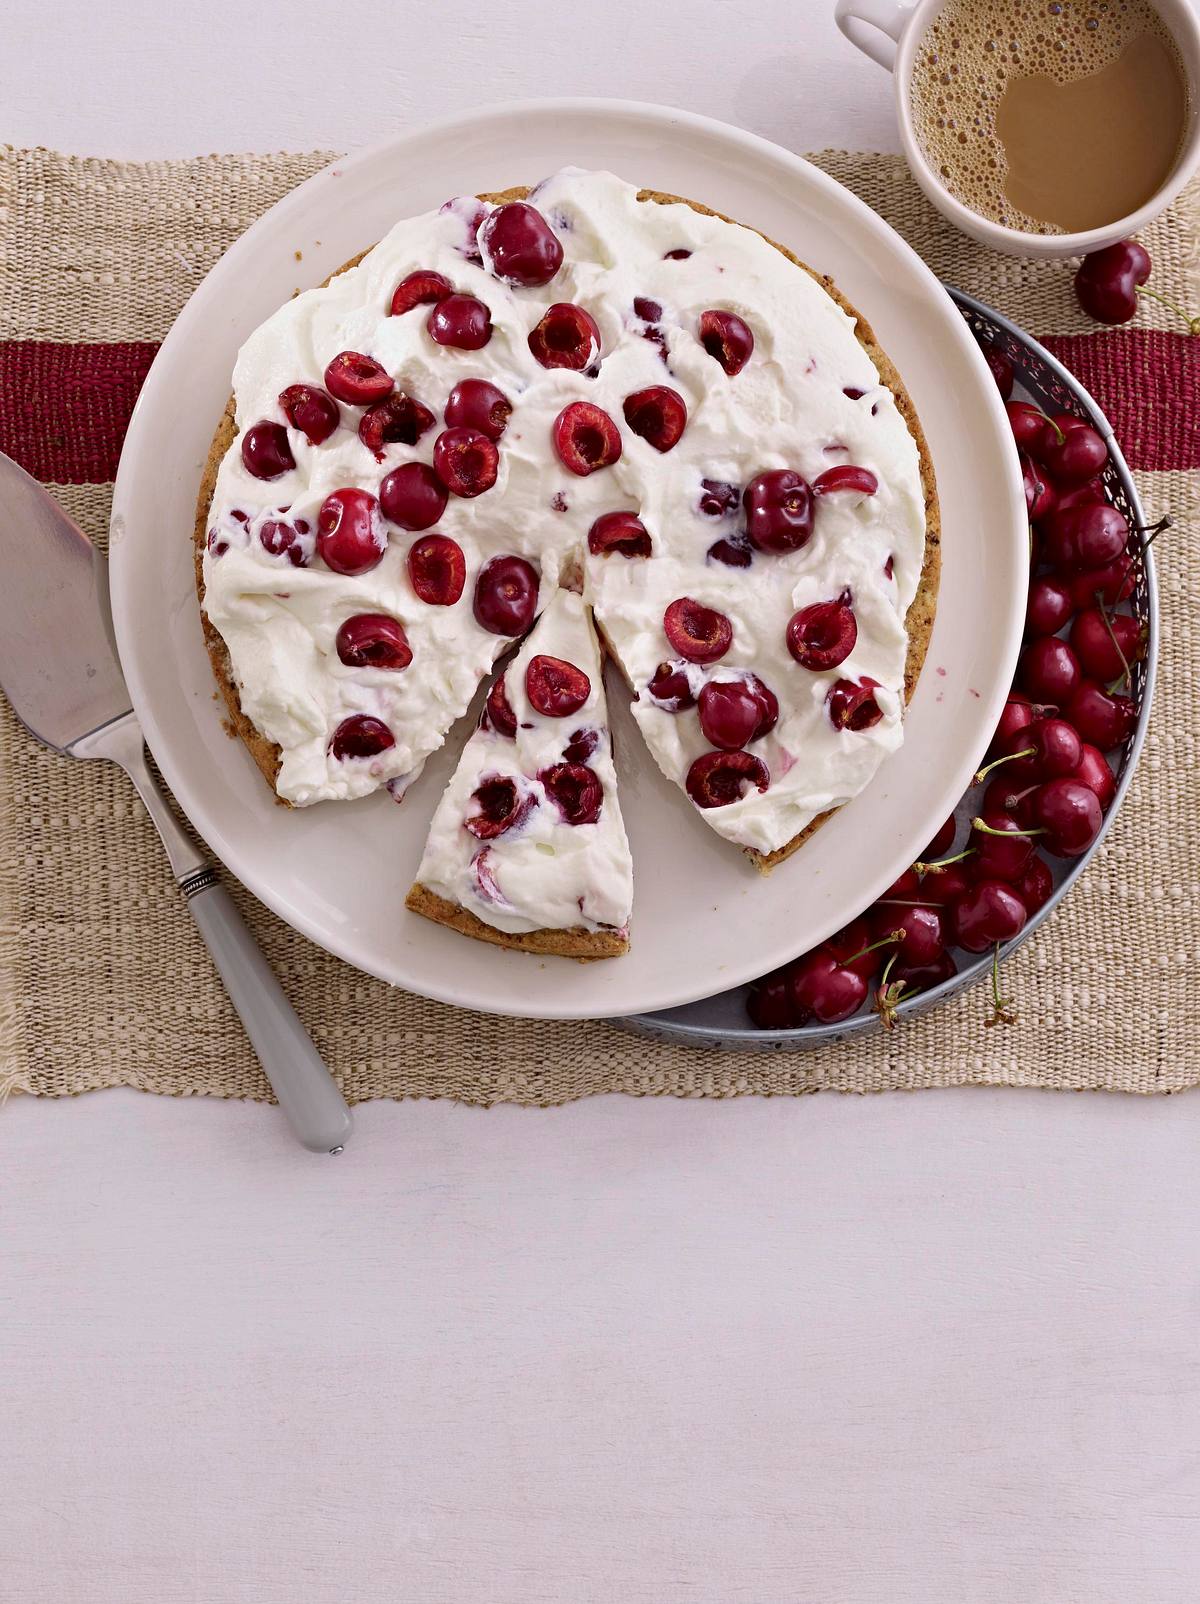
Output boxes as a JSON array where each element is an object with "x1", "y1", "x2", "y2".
[{"x1": 0, "y1": 451, "x2": 352, "y2": 1154}]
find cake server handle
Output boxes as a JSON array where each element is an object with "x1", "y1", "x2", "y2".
[{"x1": 70, "y1": 712, "x2": 353, "y2": 1155}]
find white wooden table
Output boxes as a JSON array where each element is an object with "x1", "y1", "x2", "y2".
[{"x1": 3, "y1": 4, "x2": 1198, "y2": 1599}]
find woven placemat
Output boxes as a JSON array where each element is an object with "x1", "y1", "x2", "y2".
[{"x1": 0, "y1": 146, "x2": 1196, "y2": 1103}]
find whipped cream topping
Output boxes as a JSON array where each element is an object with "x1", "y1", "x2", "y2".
[
  {"x1": 203, "y1": 169, "x2": 926, "y2": 851},
  {"x1": 413, "y1": 588, "x2": 632, "y2": 935}
]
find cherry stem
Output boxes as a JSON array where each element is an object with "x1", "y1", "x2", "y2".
[
  {"x1": 873, "y1": 951, "x2": 913, "y2": 1031},
  {"x1": 983, "y1": 941, "x2": 1018, "y2": 1028},
  {"x1": 840, "y1": 930, "x2": 904, "y2": 969},
  {"x1": 1043, "y1": 415, "x2": 1064, "y2": 446},
  {"x1": 974, "y1": 747, "x2": 1036, "y2": 785},
  {"x1": 1135, "y1": 284, "x2": 1200, "y2": 336},
  {"x1": 972, "y1": 815, "x2": 1046, "y2": 840},
  {"x1": 1097, "y1": 600, "x2": 1132, "y2": 690},
  {"x1": 913, "y1": 845, "x2": 977, "y2": 874},
  {"x1": 1132, "y1": 513, "x2": 1172, "y2": 550}
]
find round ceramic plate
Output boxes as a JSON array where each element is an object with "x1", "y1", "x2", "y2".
[{"x1": 109, "y1": 98, "x2": 1026, "y2": 1020}]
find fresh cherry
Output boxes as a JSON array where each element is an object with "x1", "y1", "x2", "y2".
[
  {"x1": 552, "y1": 402, "x2": 622, "y2": 475},
  {"x1": 950, "y1": 879, "x2": 1028, "y2": 952},
  {"x1": 980, "y1": 342, "x2": 1014, "y2": 398},
  {"x1": 663, "y1": 597, "x2": 733, "y2": 664},
  {"x1": 869, "y1": 902, "x2": 945, "y2": 966},
  {"x1": 329, "y1": 714, "x2": 395, "y2": 761},
  {"x1": 408, "y1": 533, "x2": 466, "y2": 606},
  {"x1": 1042, "y1": 502, "x2": 1129, "y2": 569},
  {"x1": 1021, "y1": 452, "x2": 1057, "y2": 522},
  {"x1": 686, "y1": 750, "x2": 770, "y2": 809},
  {"x1": 380, "y1": 461, "x2": 448, "y2": 531},
  {"x1": 914, "y1": 862, "x2": 973, "y2": 907},
  {"x1": 485, "y1": 672, "x2": 517, "y2": 737},
  {"x1": 465, "y1": 776, "x2": 533, "y2": 840},
  {"x1": 433, "y1": 427, "x2": 499, "y2": 498},
  {"x1": 892, "y1": 950, "x2": 958, "y2": 995},
  {"x1": 812, "y1": 465, "x2": 879, "y2": 497},
  {"x1": 427, "y1": 295, "x2": 492, "y2": 350},
  {"x1": 526, "y1": 655, "x2": 591, "y2": 718},
  {"x1": 645, "y1": 662, "x2": 694, "y2": 712},
  {"x1": 1025, "y1": 716, "x2": 1083, "y2": 778},
  {"x1": 278, "y1": 384, "x2": 339, "y2": 446},
  {"x1": 1025, "y1": 574, "x2": 1074, "y2": 637},
  {"x1": 478, "y1": 202, "x2": 563, "y2": 287},
  {"x1": 1065, "y1": 680, "x2": 1136, "y2": 749},
  {"x1": 924, "y1": 816, "x2": 957, "y2": 860},
  {"x1": 1038, "y1": 414, "x2": 1108, "y2": 486},
  {"x1": 1018, "y1": 636, "x2": 1081, "y2": 703},
  {"x1": 826, "y1": 917, "x2": 882, "y2": 978},
  {"x1": 787, "y1": 598, "x2": 857, "y2": 670},
  {"x1": 587, "y1": 511, "x2": 651, "y2": 558},
  {"x1": 1069, "y1": 606, "x2": 1143, "y2": 681},
  {"x1": 240, "y1": 422, "x2": 295, "y2": 480},
  {"x1": 1006, "y1": 400, "x2": 1052, "y2": 454},
  {"x1": 1074, "y1": 240, "x2": 1151, "y2": 325},
  {"x1": 1053, "y1": 478, "x2": 1108, "y2": 519},
  {"x1": 747, "y1": 969, "x2": 805, "y2": 1029},
  {"x1": 335, "y1": 614, "x2": 412, "y2": 671},
  {"x1": 444, "y1": 378, "x2": 512, "y2": 440},
  {"x1": 826, "y1": 677, "x2": 883, "y2": 732},
  {"x1": 358, "y1": 392, "x2": 435, "y2": 459},
  {"x1": 972, "y1": 809, "x2": 1038, "y2": 881},
  {"x1": 743, "y1": 470, "x2": 814, "y2": 553},
  {"x1": 1067, "y1": 551, "x2": 1136, "y2": 610},
  {"x1": 390, "y1": 269, "x2": 453, "y2": 316},
  {"x1": 623, "y1": 386, "x2": 687, "y2": 452},
  {"x1": 982, "y1": 776, "x2": 1039, "y2": 828},
  {"x1": 1071, "y1": 744, "x2": 1116, "y2": 809},
  {"x1": 1015, "y1": 856, "x2": 1054, "y2": 915},
  {"x1": 316, "y1": 488, "x2": 387, "y2": 575},
  {"x1": 989, "y1": 691, "x2": 1036, "y2": 756},
  {"x1": 324, "y1": 352, "x2": 393, "y2": 406},
  {"x1": 698, "y1": 309, "x2": 754, "y2": 375},
  {"x1": 1032, "y1": 778, "x2": 1103, "y2": 857},
  {"x1": 791, "y1": 949, "x2": 868, "y2": 1024},
  {"x1": 697, "y1": 677, "x2": 776, "y2": 750},
  {"x1": 473, "y1": 555, "x2": 539, "y2": 636},
  {"x1": 539, "y1": 763, "x2": 603, "y2": 826}
]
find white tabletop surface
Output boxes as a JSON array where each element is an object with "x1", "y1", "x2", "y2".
[{"x1": 4, "y1": 4, "x2": 1198, "y2": 1600}]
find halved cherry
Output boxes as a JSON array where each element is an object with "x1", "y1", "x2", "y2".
[
  {"x1": 407, "y1": 533, "x2": 466, "y2": 606},
  {"x1": 526, "y1": 655, "x2": 591, "y2": 718},
  {"x1": 472, "y1": 847, "x2": 508, "y2": 905},
  {"x1": 552, "y1": 402, "x2": 622, "y2": 476},
  {"x1": 389, "y1": 269, "x2": 452, "y2": 316},
  {"x1": 645, "y1": 662, "x2": 694, "y2": 712},
  {"x1": 433, "y1": 427, "x2": 499, "y2": 497},
  {"x1": 474, "y1": 554, "x2": 539, "y2": 635},
  {"x1": 663, "y1": 597, "x2": 732, "y2": 664},
  {"x1": 699, "y1": 478, "x2": 740, "y2": 517},
  {"x1": 485, "y1": 672, "x2": 517, "y2": 737},
  {"x1": 465, "y1": 775, "x2": 534, "y2": 839},
  {"x1": 812, "y1": 465, "x2": 878, "y2": 497},
  {"x1": 707, "y1": 534, "x2": 752, "y2": 568},
  {"x1": 444, "y1": 378, "x2": 512, "y2": 441},
  {"x1": 633, "y1": 295, "x2": 662, "y2": 322},
  {"x1": 440, "y1": 196, "x2": 489, "y2": 262},
  {"x1": 527, "y1": 303, "x2": 600, "y2": 370},
  {"x1": 278, "y1": 384, "x2": 339, "y2": 446},
  {"x1": 698, "y1": 309, "x2": 753, "y2": 375},
  {"x1": 826, "y1": 677, "x2": 883, "y2": 731},
  {"x1": 241, "y1": 422, "x2": 295, "y2": 480},
  {"x1": 787, "y1": 598, "x2": 857, "y2": 670},
  {"x1": 427, "y1": 294, "x2": 492, "y2": 350},
  {"x1": 686, "y1": 750, "x2": 770, "y2": 808},
  {"x1": 477, "y1": 201, "x2": 563, "y2": 287},
  {"x1": 380, "y1": 462, "x2": 448, "y2": 531},
  {"x1": 316, "y1": 488, "x2": 387, "y2": 575},
  {"x1": 664, "y1": 247, "x2": 692, "y2": 260},
  {"x1": 623, "y1": 386, "x2": 687, "y2": 452},
  {"x1": 743, "y1": 470, "x2": 814, "y2": 552},
  {"x1": 335, "y1": 614, "x2": 412, "y2": 670},
  {"x1": 698, "y1": 677, "x2": 777, "y2": 750},
  {"x1": 539, "y1": 763, "x2": 603, "y2": 826},
  {"x1": 324, "y1": 351, "x2": 393, "y2": 406},
  {"x1": 563, "y1": 727, "x2": 600, "y2": 762},
  {"x1": 258, "y1": 515, "x2": 312, "y2": 568},
  {"x1": 329, "y1": 714, "x2": 395, "y2": 761},
  {"x1": 358, "y1": 392, "x2": 435, "y2": 460},
  {"x1": 587, "y1": 511, "x2": 651, "y2": 558}
]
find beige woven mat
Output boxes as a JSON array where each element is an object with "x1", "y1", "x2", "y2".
[{"x1": 0, "y1": 147, "x2": 1196, "y2": 1103}]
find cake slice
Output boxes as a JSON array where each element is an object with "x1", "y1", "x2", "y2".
[{"x1": 405, "y1": 588, "x2": 632, "y2": 959}]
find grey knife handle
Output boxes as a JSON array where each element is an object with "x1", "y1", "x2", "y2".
[{"x1": 180, "y1": 871, "x2": 353, "y2": 1154}]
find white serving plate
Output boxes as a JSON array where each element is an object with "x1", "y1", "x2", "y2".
[{"x1": 109, "y1": 98, "x2": 1025, "y2": 1020}]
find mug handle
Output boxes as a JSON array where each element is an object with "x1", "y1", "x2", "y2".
[{"x1": 834, "y1": 0, "x2": 913, "y2": 71}]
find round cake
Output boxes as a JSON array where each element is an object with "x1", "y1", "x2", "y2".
[{"x1": 196, "y1": 169, "x2": 939, "y2": 926}]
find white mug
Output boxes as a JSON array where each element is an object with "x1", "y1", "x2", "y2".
[{"x1": 835, "y1": 0, "x2": 1200, "y2": 258}]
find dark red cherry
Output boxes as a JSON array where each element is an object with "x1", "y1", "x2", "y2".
[
  {"x1": 973, "y1": 809, "x2": 1038, "y2": 882},
  {"x1": 698, "y1": 309, "x2": 753, "y2": 375},
  {"x1": 329, "y1": 714, "x2": 395, "y2": 761},
  {"x1": 257, "y1": 516, "x2": 312, "y2": 567},
  {"x1": 335, "y1": 614, "x2": 412, "y2": 670},
  {"x1": 881, "y1": 867, "x2": 921, "y2": 901},
  {"x1": 893, "y1": 949, "x2": 958, "y2": 995},
  {"x1": 914, "y1": 862, "x2": 973, "y2": 907},
  {"x1": 1067, "y1": 552, "x2": 1136, "y2": 611},
  {"x1": 427, "y1": 294, "x2": 492, "y2": 350},
  {"x1": 924, "y1": 815, "x2": 957, "y2": 859},
  {"x1": 812, "y1": 465, "x2": 878, "y2": 497},
  {"x1": 380, "y1": 461, "x2": 448, "y2": 531},
  {"x1": 1071, "y1": 743, "x2": 1116, "y2": 808},
  {"x1": 433, "y1": 427, "x2": 498, "y2": 498},
  {"x1": 552, "y1": 402, "x2": 622, "y2": 475},
  {"x1": 1069, "y1": 607, "x2": 1143, "y2": 681},
  {"x1": 980, "y1": 342, "x2": 1014, "y2": 398},
  {"x1": 324, "y1": 351, "x2": 393, "y2": 406},
  {"x1": 390, "y1": 269, "x2": 453, "y2": 316},
  {"x1": 645, "y1": 662, "x2": 694, "y2": 712},
  {"x1": 465, "y1": 776, "x2": 534, "y2": 840},
  {"x1": 869, "y1": 901, "x2": 945, "y2": 966},
  {"x1": 563, "y1": 728, "x2": 600, "y2": 763},
  {"x1": 699, "y1": 479, "x2": 740, "y2": 517},
  {"x1": 1038, "y1": 414, "x2": 1108, "y2": 486},
  {"x1": 587, "y1": 511, "x2": 651, "y2": 558},
  {"x1": 1032, "y1": 777, "x2": 1103, "y2": 857},
  {"x1": 241, "y1": 421, "x2": 295, "y2": 480},
  {"x1": 1018, "y1": 636, "x2": 1081, "y2": 703},
  {"x1": 1021, "y1": 452, "x2": 1058, "y2": 522},
  {"x1": 982, "y1": 776, "x2": 1038, "y2": 829},
  {"x1": 664, "y1": 247, "x2": 692, "y2": 260},
  {"x1": 473, "y1": 555, "x2": 538, "y2": 636},
  {"x1": 686, "y1": 750, "x2": 770, "y2": 809},
  {"x1": 791, "y1": 950, "x2": 868, "y2": 1024},
  {"x1": 623, "y1": 386, "x2": 687, "y2": 452},
  {"x1": 1005, "y1": 400, "x2": 1052, "y2": 454},
  {"x1": 697, "y1": 678, "x2": 771, "y2": 751},
  {"x1": 747, "y1": 970, "x2": 806, "y2": 1029},
  {"x1": 633, "y1": 295, "x2": 662, "y2": 322},
  {"x1": 1026, "y1": 716, "x2": 1083, "y2": 778},
  {"x1": 439, "y1": 195, "x2": 489, "y2": 261},
  {"x1": 826, "y1": 917, "x2": 880, "y2": 978},
  {"x1": 989, "y1": 691, "x2": 1036, "y2": 757},
  {"x1": 1025, "y1": 574, "x2": 1073, "y2": 637},
  {"x1": 827, "y1": 677, "x2": 883, "y2": 732},
  {"x1": 1052, "y1": 477, "x2": 1108, "y2": 519},
  {"x1": 485, "y1": 672, "x2": 517, "y2": 737},
  {"x1": 1074, "y1": 240, "x2": 1151, "y2": 325},
  {"x1": 525, "y1": 655, "x2": 591, "y2": 718},
  {"x1": 1065, "y1": 680, "x2": 1136, "y2": 749},
  {"x1": 663, "y1": 597, "x2": 732, "y2": 664},
  {"x1": 407, "y1": 533, "x2": 466, "y2": 605},
  {"x1": 527, "y1": 303, "x2": 601, "y2": 370},
  {"x1": 444, "y1": 378, "x2": 511, "y2": 440},
  {"x1": 743, "y1": 470, "x2": 814, "y2": 552},
  {"x1": 950, "y1": 879, "x2": 1028, "y2": 952},
  {"x1": 358, "y1": 392, "x2": 435, "y2": 459},
  {"x1": 1042, "y1": 502, "x2": 1129, "y2": 569},
  {"x1": 707, "y1": 534, "x2": 753, "y2": 568},
  {"x1": 787, "y1": 599, "x2": 857, "y2": 670},
  {"x1": 278, "y1": 384, "x2": 339, "y2": 446},
  {"x1": 539, "y1": 763, "x2": 603, "y2": 826},
  {"x1": 316, "y1": 488, "x2": 387, "y2": 575},
  {"x1": 1014, "y1": 856, "x2": 1054, "y2": 915},
  {"x1": 478, "y1": 201, "x2": 563, "y2": 287}
]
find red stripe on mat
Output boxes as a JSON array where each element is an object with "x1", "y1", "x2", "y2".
[
  {"x1": 0, "y1": 339, "x2": 158, "y2": 484},
  {"x1": 1038, "y1": 330, "x2": 1198, "y2": 472}
]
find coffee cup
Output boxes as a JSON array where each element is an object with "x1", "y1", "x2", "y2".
[{"x1": 835, "y1": 0, "x2": 1200, "y2": 258}]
